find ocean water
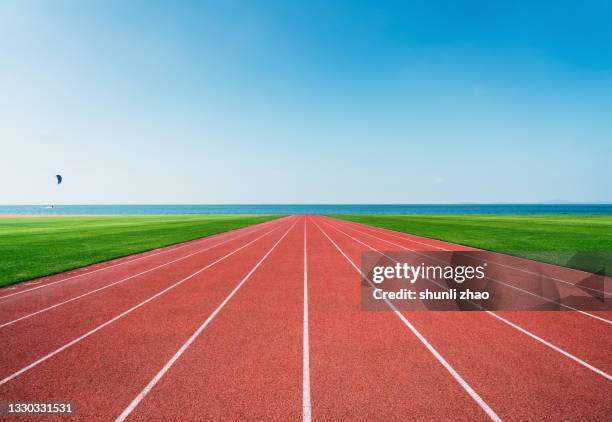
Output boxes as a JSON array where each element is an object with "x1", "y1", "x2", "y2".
[{"x1": 1, "y1": 204, "x2": 611, "y2": 215}]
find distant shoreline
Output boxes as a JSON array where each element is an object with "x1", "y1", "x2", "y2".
[
  {"x1": 1, "y1": 204, "x2": 611, "y2": 216},
  {"x1": 0, "y1": 214, "x2": 121, "y2": 218}
]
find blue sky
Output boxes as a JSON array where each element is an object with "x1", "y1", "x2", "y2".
[{"x1": 1, "y1": 0, "x2": 611, "y2": 204}]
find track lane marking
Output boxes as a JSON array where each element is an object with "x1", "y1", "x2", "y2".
[
  {"x1": 303, "y1": 218, "x2": 312, "y2": 422},
  {"x1": 0, "y1": 217, "x2": 286, "y2": 300},
  {"x1": 486, "y1": 312, "x2": 612, "y2": 381},
  {"x1": 327, "y1": 218, "x2": 612, "y2": 325},
  {"x1": 332, "y1": 218, "x2": 609, "y2": 296},
  {"x1": 0, "y1": 219, "x2": 294, "y2": 387},
  {"x1": 115, "y1": 220, "x2": 298, "y2": 422},
  {"x1": 0, "y1": 218, "x2": 288, "y2": 329},
  {"x1": 312, "y1": 219, "x2": 502, "y2": 422},
  {"x1": 321, "y1": 220, "x2": 612, "y2": 381}
]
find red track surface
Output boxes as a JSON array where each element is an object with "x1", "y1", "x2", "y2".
[{"x1": 0, "y1": 215, "x2": 610, "y2": 421}]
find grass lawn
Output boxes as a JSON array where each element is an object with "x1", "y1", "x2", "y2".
[
  {"x1": 0, "y1": 215, "x2": 282, "y2": 287},
  {"x1": 333, "y1": 214, "x2": 612, "y2": 276}
]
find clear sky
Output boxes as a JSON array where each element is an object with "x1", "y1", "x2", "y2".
[{"x1": 1, "y1": 0, "x2": 611, "y2": 204}]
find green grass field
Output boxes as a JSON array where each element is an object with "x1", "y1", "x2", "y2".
[
  {"x1": 0, "y1": 215, "x2": 282, "y2": 287},
  {"x1": 334, "y1": 214, "x2": 612, "y2": 276}
]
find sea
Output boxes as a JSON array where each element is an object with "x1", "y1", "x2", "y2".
[{"x1": 1, "y1": 204, "x2": 611, "y2": 215}]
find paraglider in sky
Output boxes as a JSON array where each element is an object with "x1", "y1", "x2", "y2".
[{"x1": 43, "y1": 174, "x2": 63, "y2": 209}]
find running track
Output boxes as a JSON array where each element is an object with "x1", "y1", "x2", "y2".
[{"x1": 0, "y1": 215, "x2": 610, "y2": 421}]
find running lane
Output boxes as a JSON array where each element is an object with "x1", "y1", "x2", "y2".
[
  {"x1": 306, "y1": 217, "x2": 493, "y2": 421},
  {"x1": 317, "y1": 216, "x2": 611, "y2": 420},
  {"x1": 119, "y1": 217, "x2": 306, "y2": 421}
]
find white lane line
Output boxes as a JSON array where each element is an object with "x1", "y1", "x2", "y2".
[
  {"x1": 0, "y1": 221, "x2": 291, "y2": 387},
  {"x1": 323, "y1": 220, "x2": 612, "y2": 381},
  {"x1": 303, "y1": 218, "x2": 312, "y2": 422},
  {"x1": 115, "y1": 221, "x2": 297, "y2": 422},
  {"x1": 328, "y1": 218, "x2": 612, "y2": 325},
  {"x1": 0, "y1": 217, "x2": 285, "y2": 300},
  {"x1": 313, "y1": 220, "x2": 501, "y2": 422},
  {"x1": 487, "y1": 312, "x2": 612, "y2": 381},
  {"x1": 0, "y1": 218, "x2": 285, "y2": 329},
  {"x1": 332, "y1": 218, "x2": 609, "y2": 296}
]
